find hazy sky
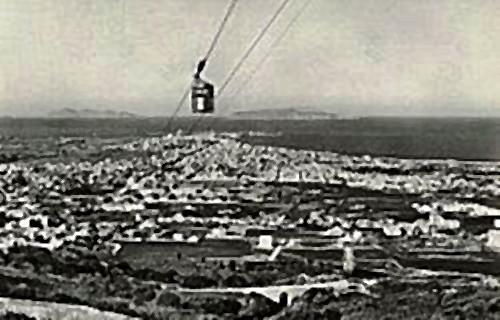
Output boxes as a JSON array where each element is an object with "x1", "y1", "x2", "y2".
[{"x1": 0, "y1": 0, "x2": 499, "y2": 117}]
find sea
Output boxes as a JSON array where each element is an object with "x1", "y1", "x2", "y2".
[{"x1": 1, "y1": 117, "x2": 500, "y2": 161}]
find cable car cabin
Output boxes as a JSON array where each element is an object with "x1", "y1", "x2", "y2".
[{"x1": 191, "y1": 77, "x2": 215, "y2": 114}]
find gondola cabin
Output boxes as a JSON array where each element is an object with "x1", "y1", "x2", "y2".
[{"x1": 191, "y1": 77, "x2": 214, "y2": 113}]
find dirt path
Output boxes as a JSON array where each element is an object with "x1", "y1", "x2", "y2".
[
  {"x1": 0, "y1": 298, "x2": 137, "y2": 320},
  {"x1": 178, "y1": 279, "x2": 358, "y2": 304}
]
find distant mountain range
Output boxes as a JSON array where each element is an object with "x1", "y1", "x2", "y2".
[
  {"x1": 47, "y1": 108, "x2": 139, "y2": 118},
  {"x1": 231, "y1": 107, "x2": 338, "y2": 120}
]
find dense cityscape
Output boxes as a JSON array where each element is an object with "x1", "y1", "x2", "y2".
[
  {"x1": 1, "y1": 131, "x2": 499, "y2": 319},
  {"x1": 2, "y1": 0, "x2": 500, "y2": 318}
]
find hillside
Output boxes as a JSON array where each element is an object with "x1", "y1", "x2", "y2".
[
  {"x1": 47, "y1": 108, "x2": 138, "y2": 118},
  {"x1": 231, "y1": 108, "x2": 337, "y2": 120}
]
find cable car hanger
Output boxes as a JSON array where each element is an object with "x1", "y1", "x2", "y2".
[
  {"x1": 162, "y1": 0, "x2": 294, "y2": 135},
  {"x1": 187, "y1": 0, "x2": 293, "y2": 134},
  {"x1": 190, "y1": 0, "x2": 241, "y2": 115},
  {"x1": 163, "y1": 0, "x2": 239, "y2": 131}
]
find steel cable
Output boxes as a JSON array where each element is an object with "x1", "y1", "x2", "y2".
[
  {"x1": 187, "y1": 0, "x2": 293, "y2": 134},
  {"x1": 229, "y1": 0, "x2": 313, "y2": 100},
  {"x1": 163, "y1": 0, "x2": 239, "y2": 134}
]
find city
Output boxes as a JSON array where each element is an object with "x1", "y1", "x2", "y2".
[{"x1": 0, "y1": 131, "x2": 499, "y2": 319}]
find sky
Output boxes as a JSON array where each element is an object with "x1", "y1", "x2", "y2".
[{"x1": 0, "y1": 0, "x2": 499, "y2": 117}]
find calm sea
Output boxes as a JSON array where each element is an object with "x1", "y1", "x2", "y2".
[{"x1": 1, "y1": 117, "x2": 500, "y2": 161}]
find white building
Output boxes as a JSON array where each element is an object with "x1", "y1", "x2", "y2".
[
  {"x1": 486, "y1": 230, "x2": 500, "y2": 252},
  {"x1": 257, "y1": 235, "x2": 273, "y2": 250}
]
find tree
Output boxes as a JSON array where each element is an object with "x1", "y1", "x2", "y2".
[
  {"x1": 181, "y1": 274, "x2": 218, "y2": 289},
  {"x1": 0, "y1": 311, "x2": 37, "y2": 320},
  {"x1": 156, "y1": 291, "x2": 181, "y2": 308},
  {"x1": 279, "y1": 292, "x2": 289, "y2": 307},
  {"x1": 229, "y1": 259, "x2": 237, "y2": 271},
  {"x1": 222, "y1": 274, "x2": 250, "y2": 288}
]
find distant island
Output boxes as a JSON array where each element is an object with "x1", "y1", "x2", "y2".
[
  {"x1": 47, "y1": 108, "x2": 139, "y2": 118},
  {"x1": 230, "y1": 107, "x2": 338, "y2": 120}
]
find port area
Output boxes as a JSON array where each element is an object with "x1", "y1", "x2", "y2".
[{"x1": 1, "y1": 131, "x2": 500, "y2": 319}]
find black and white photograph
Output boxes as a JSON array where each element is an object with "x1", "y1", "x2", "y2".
[{"x1": 1, "y1": 0, "x2": 500, "y2": 319}]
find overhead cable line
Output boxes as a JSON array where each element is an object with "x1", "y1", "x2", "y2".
[
  {"x1": 229, "y1": 0, "x2": 313, "y2": 100},
  {"x1": 187, "y1": 0, "x2": 293, "y2": 134},
  {"x1": 164, "y1": 0, "x2": 239, "y2": 133},
  {"x1": 217, "y1": 0, "x2": 292, "y2": 98},
  {"x1": 203, "y1": 0, "x2": 239, "y2": 62},
  {"x1": 190, "y1": 0, "x2": 305, "y2": 133},
  {"x1": 206, "y1": 0, "x2": 312, "y2": 132}
]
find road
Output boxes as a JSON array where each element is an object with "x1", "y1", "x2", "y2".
[
  {"x1": 0, "y1": 298, "x2": 137, "y2": 320},
  {"x1": 178, "y1": 279, "x2": 357, "y2": 305}
]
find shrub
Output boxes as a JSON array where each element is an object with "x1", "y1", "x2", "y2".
[
  {"x1": 238, "y1": 293, "x2": 282, "y2": 319},
  {"x1": 8, "y1": 283, "x2": 37, "y2": 300},
  {"x1": 222, "y1": 274, "x2": 250, "y2": 288},
  {"x1": 0, "y1": 311, "x2": 36, "y2": 320},
  {"x1": 50, "y1": 292, "x2": 83, "y2": 305},
  {"x1": 181, "y1": 275, "x2": 218, "y2": 289},
  {"x1": 132, "y1": 285, "x2": 157, "y2": 305},
  {"x1": 201, "y1": 297, "x2": 242, "y2": 315},
  {"x1": 156, "y1": 291, "x2": 182, "y2": 308}
]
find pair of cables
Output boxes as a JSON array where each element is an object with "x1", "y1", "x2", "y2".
[{"x1": 163, "y1": 0, "x2": 239, "y2": 133}]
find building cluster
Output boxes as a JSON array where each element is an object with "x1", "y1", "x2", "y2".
[{"x1": 1, "y1": 132, "x2": 500, "y2": 256}]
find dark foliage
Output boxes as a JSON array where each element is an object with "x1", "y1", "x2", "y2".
[{"x1": 0, "y1": 312, "x2": 36, "y2": 320}]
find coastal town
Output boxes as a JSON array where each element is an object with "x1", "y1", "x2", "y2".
[
  {"x1": 2, "y1": 0, "x2": 500, "y2": 318},
  {"x1": 1, "y1": 131, "x2": 499, "y2": 319}
]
